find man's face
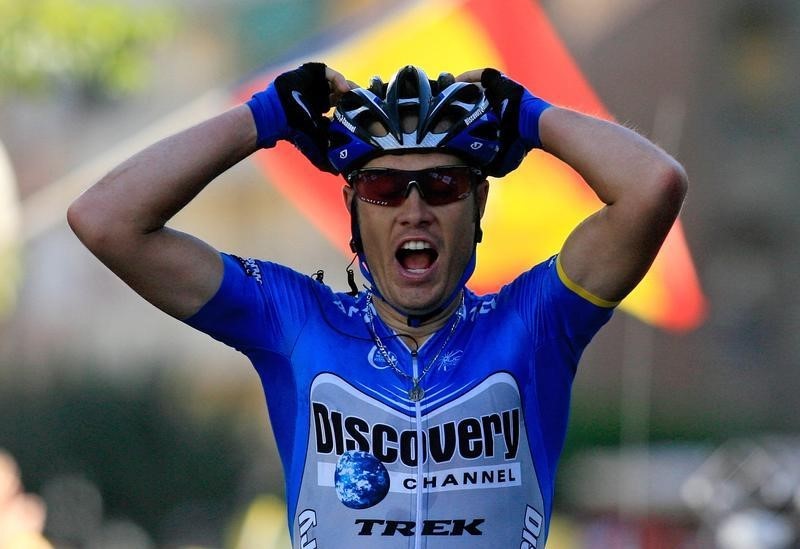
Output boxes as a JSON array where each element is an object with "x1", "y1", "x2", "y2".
[{"x1": 343, "y1": 152, "x2": 489, "y2": 315}]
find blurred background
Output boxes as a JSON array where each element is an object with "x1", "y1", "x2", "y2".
[{"x1": 1, "y1": 0, "x2": 799, "y2": 547}]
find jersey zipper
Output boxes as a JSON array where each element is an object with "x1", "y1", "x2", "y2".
[{"x1": 411, "y1": 349, "x2": 423, "y2": 549}]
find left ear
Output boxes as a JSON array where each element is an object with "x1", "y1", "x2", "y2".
[{"x1": 476, "y1": 179, "x2": 490, "y2": 218}]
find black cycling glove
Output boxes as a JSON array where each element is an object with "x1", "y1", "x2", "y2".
[
  {"x1": 481, "y1": 68, "x2": 551, "y2": 177},
  {"x1": 247, "y1": 62, "x2": 337, "y2": 174}
]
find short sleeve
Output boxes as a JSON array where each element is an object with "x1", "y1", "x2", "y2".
[
  {"x1": 501, "y1": 254, "x2": 616, "y2": 350},
  {"x1": 183, "y1": 253, "x2": 315, "y2": 356}
]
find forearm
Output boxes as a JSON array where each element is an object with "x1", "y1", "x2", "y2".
[
  {"x1": 69, "y1": 104, "x2": 258, "y2": 241},
  {"x1": 538, "y1": 106, "x2": 687, "y2": 209}
]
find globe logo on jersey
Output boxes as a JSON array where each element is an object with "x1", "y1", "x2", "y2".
[
  {"x1": 334, "y1": 450, "x2": 390, "y2": 509},
  {"x1": 367, "y1": 346, "x2": 397, "y2": 370}
]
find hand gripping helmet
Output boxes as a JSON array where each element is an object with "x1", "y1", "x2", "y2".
[
  {"x1": 327, "y1": 65, "x2": 501, "y2": 175},
  {"x1": 329, "y1": 66, "x2": 499, "y2": 326}
]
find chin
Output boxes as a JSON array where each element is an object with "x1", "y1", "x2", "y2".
[
  {"x1": 395, "y1": 298, "x2": 438, "y2": 316},
  {"x1": 393, "y1": 287, "x2": 450, "y2": 316}
]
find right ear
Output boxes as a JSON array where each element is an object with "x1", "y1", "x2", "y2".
[{"x1": 343, "y1": 185, "x2": 355, "y2": 213}]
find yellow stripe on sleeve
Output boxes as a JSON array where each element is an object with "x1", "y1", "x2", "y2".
[{"x1": 555, "y1": 255, "x2": 620, "y2": 308}]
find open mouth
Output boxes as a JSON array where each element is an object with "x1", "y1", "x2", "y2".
[{"x1": 396, "y1": 240, "x2": 439, "y2": 274}]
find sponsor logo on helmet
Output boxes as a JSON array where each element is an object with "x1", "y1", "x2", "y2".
[
  {"x1": 340, "y1": 149, "x2": 349, "y2": 159},
  {"x1": 463, "y1": 102, "x2": 489, "y2": 126},
  {"x1": 470, "y1": 142, "x2": 483, "y2": 150},
  {"x1": 335, "y1": 110, "x2": 357, "y2": 132}
]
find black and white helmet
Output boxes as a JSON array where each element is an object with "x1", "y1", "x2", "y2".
[{"x1": 327, "y1": 65, "x2": 501, "y2": 175}]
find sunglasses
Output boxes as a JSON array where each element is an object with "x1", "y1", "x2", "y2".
[{"x1": 348, "y1": 166, "x2": 483, "y2": 207}]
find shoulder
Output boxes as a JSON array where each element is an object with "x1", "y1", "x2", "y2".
[
  {"x1": 185, "y1": 253, "x2": 366, "y2": 351},
  {"x1": 230, "y1": 255, "x2": 366, "y2": 319},
  {"x1": 470, "y1": 255, "x2": 615, "y2": 339},
  {"x1": 497, "y1": 255, "x2": 618, "y2": 307},
  {"x1": 222, "y1": 254, "x2": 329, "y2": 300}
]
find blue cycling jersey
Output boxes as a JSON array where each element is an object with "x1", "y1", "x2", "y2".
[{"x1": 185, "y1": 253, "x2": 614, "y2": 548}]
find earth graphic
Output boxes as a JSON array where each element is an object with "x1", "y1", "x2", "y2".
[{"x1": 334, "y1": 450, "x2": 390, "y2": 509}]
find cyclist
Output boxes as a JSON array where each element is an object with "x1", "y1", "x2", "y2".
[{"x1": 68, "y1": 63, "x2": 687, "y2": 547}]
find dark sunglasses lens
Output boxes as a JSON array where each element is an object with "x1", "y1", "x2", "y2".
[
  {"x1": 420, "y1": 167, "x2": 474, "y2": 205},
  {"x1": 353, "y1": 172, "x2": 408, "y2": 206}
]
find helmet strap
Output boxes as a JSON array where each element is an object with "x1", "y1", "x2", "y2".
[{"x1": 349, "y1": 193, "x2": 364, "y2": 254}]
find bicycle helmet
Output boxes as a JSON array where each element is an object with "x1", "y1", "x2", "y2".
[{"x1": 327, "y1": 65, "x2": 501, "y2": 175}]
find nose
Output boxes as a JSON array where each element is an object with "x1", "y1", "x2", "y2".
[{"x1": 397, "y1": 185, "x2": 433, "y2": 225}]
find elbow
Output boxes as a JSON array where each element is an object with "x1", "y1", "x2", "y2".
[
  {"x1": 67, "y1": 189, "x2": 116, "y2": 252},
  {"x1": 67, "y1": 193, "x2": 97, "y2": 247},
  {"x1": 650, "y1": 157, "x2": 688, "y2": 214},
  {"x1": 666, "y1": 159, "x2": 689, "y2": 201}
]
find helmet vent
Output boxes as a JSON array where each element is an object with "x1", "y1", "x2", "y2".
[
  {"x1": 339, "y1": 91, "x2": 365, "y2": 111},
  {"x1": 368, "y1": 76, "x2": 387, "y2": 98},
  {"x1": 436, "y1": 72, "x2": 456, "y2": 93},
  {"x1": 450, "y1": 84, "x2": 482, "y2": 103},
  {"x1": 354, "y1": 109, "x2": 390, "y2": 138},
  {"x1": 431, "y1": 105, "x2": 464, "y2": 133},
  {"x1": 398, "y1": 73, "x2": 421, "y2": 98},
  {"x1": 399, "y1": 108, "x2": 420, "y2": 134}
]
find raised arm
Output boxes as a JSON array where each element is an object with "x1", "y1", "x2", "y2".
[
  {"x1": 458, "y1": 68, "x2": 687, "y2": 303},
  {"x1": 68, "y1": 63, "x2": 351, "y2": 319},
  {"x1": 67, "y1": 105, "x2": 256, "y2": 319},
  {"x1": 539, "y1": 107, "x2": 687, "y2": 302}
]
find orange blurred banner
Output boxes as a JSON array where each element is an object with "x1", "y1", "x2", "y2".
[{"x1": 236, "y1": 0, "x2": 706, "y2": 331}]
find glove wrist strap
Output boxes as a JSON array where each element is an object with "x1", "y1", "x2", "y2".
[
  {"x1": 518, "y1": 90, "x2": 552, "y2": 150},
  {"x1": 246, "y1": 84, "x2": 288, "y2": 149}
]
